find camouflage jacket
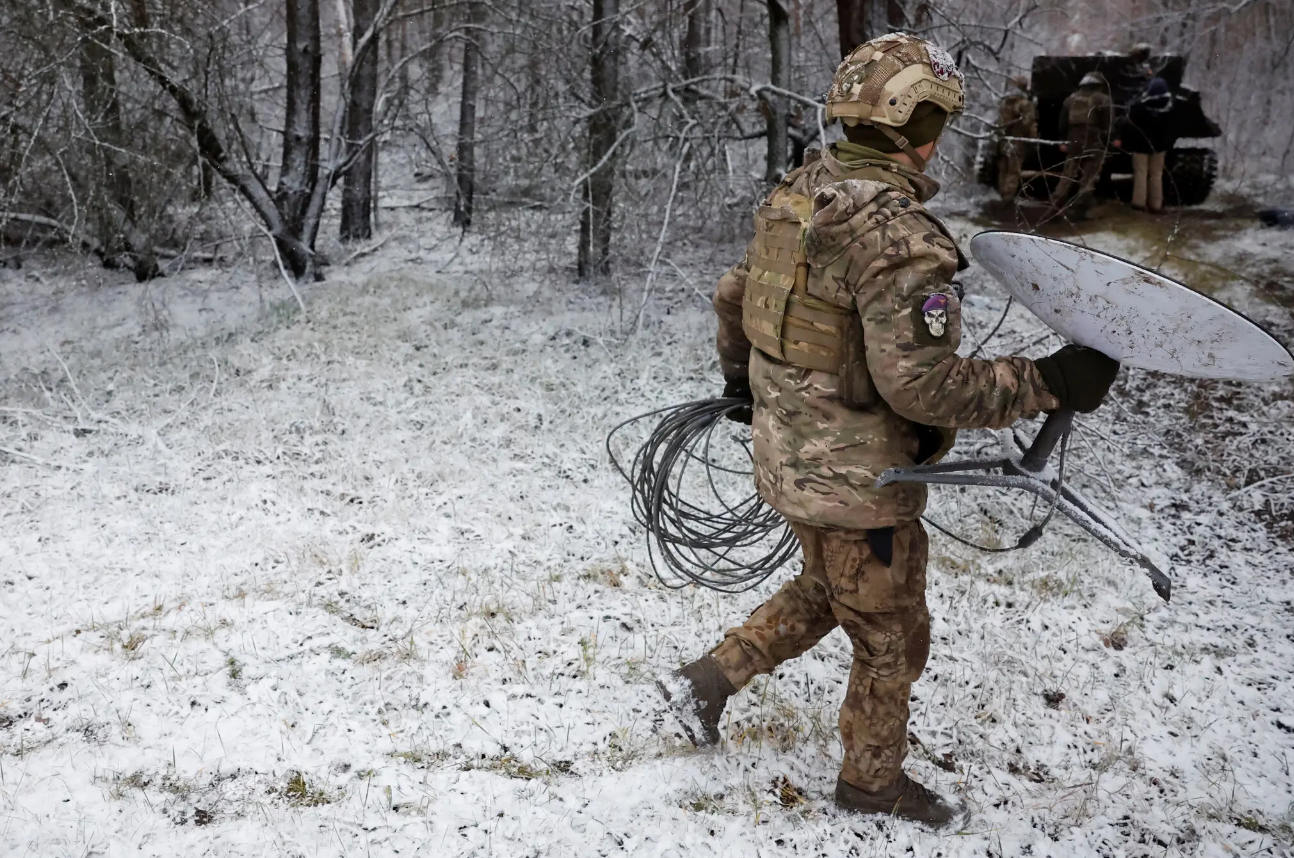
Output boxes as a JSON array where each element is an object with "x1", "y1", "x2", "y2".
[
  {"x1": 714, "y1": 143, "x2": 1059, "y2": 530},
  {"x1": 997, "y1": 93, "x2": 1038, "y2": 139},
  {"x1": 1059, "y1": 89, "x2": 1113, "y2": 148}
]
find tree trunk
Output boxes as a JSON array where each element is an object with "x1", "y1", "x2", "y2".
[
  {"x1": 888, "y1": 0, "x2": 906, "y2": 29},
  {"x1": 579, "y1": 0, "x2": 621, "y2": 280},
  {"x1": 764, "y1": 0, "x2": 790, "y2": 184},
  {"x1": 682, "y1": 0, "x2": 709, "y2": 83},
  {"x1": 73, "y1": 11, "x2": 160, "y2": 280},
  {"x1": 452, "y1": 5, "x2": 481, "y2": 229},
  {"x1": 835, "y1": 0, "x2": 898, "y2": 57},
  {"x1": 276, "y1": 0, "x2": 322, "y2": 248},
  {"x1": 341, "y1": 0, "x2": 381, "y2": 241}
]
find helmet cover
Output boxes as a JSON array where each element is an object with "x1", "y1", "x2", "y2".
[{"x1": 825, "y1": 33, "x2": 965, "y2": 127}]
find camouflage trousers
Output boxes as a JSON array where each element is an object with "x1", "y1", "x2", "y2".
[
  {"x1": 710, "y1": 520, "x2": 931, "y2": 791},
  {"x1": 1052, "y1": 141, "x2": 1107, "y2": 214},
  {"x1": 996, "y1": 141, "x2": 1030, "y2": 200}
]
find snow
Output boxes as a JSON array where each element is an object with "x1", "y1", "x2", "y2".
[{"x1": 1, "y1": 208, "x2": 1292, "y2": 857}]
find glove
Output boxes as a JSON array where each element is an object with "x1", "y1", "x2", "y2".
[
  {"x1": 1034, "y1": 345, "x2": 1121, "y2": 413},
  {"x1": 722, "y1": 376, "x2": 753, "y2": 425}
]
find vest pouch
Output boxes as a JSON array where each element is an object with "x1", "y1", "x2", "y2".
[
  {"x1": 742, "y1": 203, "x2": 809, "y2": 362},
  {"x1": 1068, "y1": 95, "x2": 1092, "y2": 126},
  {"x1": 837, "y1": 311, "x2": 877, "y2": 408}
]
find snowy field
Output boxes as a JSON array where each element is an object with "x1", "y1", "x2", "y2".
[{"x1": 1, "y1": 205, "x2": 1292, "y2": 857}]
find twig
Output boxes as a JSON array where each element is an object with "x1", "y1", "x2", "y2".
[
  {"x1": 0, "y1": 212, "x2": 103, "y2": 256},
  {"x1": 632, "y1": 135, "x2": 692, "y2": 335},
  {"x1": 666, "y1": 258, "x2": 709, "y2": 304},
  {"x1": 568, "y1": 97, "x2": 641, "y2": 197},
  {"x1": 1228, "y1": 473, "x2": 1294, "y2": 499},
  {"x1": 208, "y1": 355, "x2": 220, "y2": 401},
  {"x1": 249, "y1": 217, "x2": 307, "y2": 315},
  {"x1": 44, "y1": 344, "x2": 91, "y2": 424},
  {"x1": 382, "y1": 195, "x2": 440, "y2": 209}
]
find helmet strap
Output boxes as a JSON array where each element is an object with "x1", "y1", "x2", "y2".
[{"x1": 874, "y1": 123, "x2": 928, "y2": 170}]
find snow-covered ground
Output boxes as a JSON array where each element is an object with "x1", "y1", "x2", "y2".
[{"x1": 1, "y1": 202, "x2": 1292, "y2": 857}]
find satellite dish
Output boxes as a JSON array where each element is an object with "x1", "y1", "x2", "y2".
[
  {"x1": 969, "y1": 231, "x2": 1294, "y2": 382},
  {"x1": 878, "y1": 232, "x2": 1292, "y2": 603}
]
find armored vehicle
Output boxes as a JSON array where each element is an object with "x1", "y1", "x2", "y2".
[{"x1": 977, "y1": 53, "x2": 1221, "y2": 206}]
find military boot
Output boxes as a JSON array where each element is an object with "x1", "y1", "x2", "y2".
[
  {"x1": 834, "y1": 774, "x2": 969, "y2": 829},
  {"x1": 657, "y1": 655, "x2": 736, "y2": 747}
]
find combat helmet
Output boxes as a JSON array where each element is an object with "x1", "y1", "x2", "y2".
[
  {"x1": 825, "y1": 33, "x2": 964, "y2": 169},
  {"x1": 1079, "y1": 71, "x2": 1108, "y2": 88}
]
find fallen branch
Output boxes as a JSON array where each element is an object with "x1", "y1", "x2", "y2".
[{"x1": 0, "y1": 211, "x2": 104, "y2": 255}]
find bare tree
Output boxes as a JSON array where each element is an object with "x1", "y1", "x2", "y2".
[
  {"x1": 579, "y1": 0, "x2": 622, "y2": 280},
  {"x1": 452, "y1": 3, "x2": 481, "y2": 229},
  {"x1": 70, "y1": 5, "x2": 160, "y2": 280},
  {"x1": 764, "y1": 0, "x2": 790, "y2": 183},
  {"x1": 341, "y1": 0, "x2": 382, "y2": 241},
  {"x1": 276, "y1": 0, "x2": 322, "y2": 239},
  {"x1": 683, "y1": 0, "x2": 711, "y2": 86},
  {"x1": 48, "y1": 0, "x2": 408, "y2": 280}
]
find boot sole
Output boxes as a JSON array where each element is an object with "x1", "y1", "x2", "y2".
[{"x1": 834, "y1": 798, "x2": 971, "y2": 831}]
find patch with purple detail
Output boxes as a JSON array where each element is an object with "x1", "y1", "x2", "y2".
[
  {"x1": 925, "y1": 45, "x2": 961, "y2": 81},
  {"x1": 921, "y1": 293, "x2": 950, "y2": 338}
]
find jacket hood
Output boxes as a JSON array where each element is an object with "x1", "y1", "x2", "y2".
[
  {"x1": 803, "y1": 177, "x2": 912, "y2": 267},
  {"x1": 803, "y1": 150, "x2": 967, "y2": 271}
]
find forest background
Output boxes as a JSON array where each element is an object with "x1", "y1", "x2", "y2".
[{"x1": 2, "y1": 0, "x2": 1292, "y2": 289}]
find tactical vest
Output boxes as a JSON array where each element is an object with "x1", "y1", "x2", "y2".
[
  {"x1": 740, "y1": 187, "x2": 874, "y2": 405},
  {"x1": 1067, "y1": 92, "x2": 1098, "y2": 126}
]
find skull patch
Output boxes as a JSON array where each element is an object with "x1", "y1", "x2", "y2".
[
  {"x1": 925, "y1": 45, "x2": 962, "y2": 82},
  {"x1": 922, "y1": 294, "x2": 950, "y2": 338}
]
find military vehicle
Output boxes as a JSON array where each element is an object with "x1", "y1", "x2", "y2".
[{"x1": 977, "y1": 53, "x2": 1222, "y2": 206}]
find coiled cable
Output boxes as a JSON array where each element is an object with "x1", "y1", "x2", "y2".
[{"x1": 607, "y1": 397, "x2": 799, "y2": 592}]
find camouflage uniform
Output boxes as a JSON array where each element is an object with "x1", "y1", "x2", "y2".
[
  {"x1": 995, "y1": 81, "x2": 1037, "y2": 200},
  {"x1": 1052, "y1": 82, "x2": 1114, "y2": 214},
  {"x1": 709, "y1": 142, "x2": 1058, "y2": 790}
]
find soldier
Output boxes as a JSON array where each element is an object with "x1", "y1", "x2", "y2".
[
  {"x1": 1115, "y1": 43, "x2": 1156, "y2": 105},
  {"x1": 995, "y1": 75, "x2": 1038, "y2": 200},
  {"x1": 659, "y1": 33, "x2": 1120, "y2": 827},
  {"x1": 1050, "y1": 71, "x2": 1115, "y2": 218},
  {"x1": 1123, "y1": 76, "x2": 1175, "y2": 213}
]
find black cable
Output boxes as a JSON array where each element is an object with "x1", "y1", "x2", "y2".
[
  {"x1": 921, "y1": 426, "x2": 1070, "y2": 553},
  {"x1": 607, "y1": 397, "x2": 798, "y2": 592},
  {"x1": 967, "y1": 295, "x2": 1014, "y2": 359},
  {"x1": 609, "y1": 399, "x2": 1071, "y2": 591}
]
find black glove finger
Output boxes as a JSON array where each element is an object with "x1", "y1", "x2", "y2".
[{"x1": 725, "y1": 404, "x2": 753, "y2": 425}]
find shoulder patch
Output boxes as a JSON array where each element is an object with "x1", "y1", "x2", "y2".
[{"x1": 910, "y1": 291, "x2": 959, "y2": 346}]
